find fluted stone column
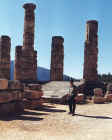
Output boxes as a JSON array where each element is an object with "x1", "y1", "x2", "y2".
[
  {"x1": 33, "y1": 50, "x2": 37, "y2": 79},
  {"x1": 83, "y1": 20, "x2": 98, "y2": 81},
  {"x1": 14, "y1": 46, "x2": 22, "y2": 80},
  {"x1": 0, "y1": 36, "x2": 11, "y2": 79},
  {"x1": 23, "y1": 3, "x2": 36, "y2": 50},
  {"x1": 21, "y1": 3, "x2": 37, "y2": 81},
  {"x1": 50, "y1": 36, "x2": 64, "y2": 81},
  {"x1": 14, "y1": 3, "x2": 37, "y2": 81}
]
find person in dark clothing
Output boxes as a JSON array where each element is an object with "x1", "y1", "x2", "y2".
[{"x1": 68, "y1": 78, "x2": 78, "y2": 116}]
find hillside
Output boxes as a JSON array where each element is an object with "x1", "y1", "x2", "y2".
[{"x1": 10, "y1": 61, "x2": 74, "y2": 81}]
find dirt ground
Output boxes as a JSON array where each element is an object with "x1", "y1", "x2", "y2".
[{"x1": 0, "y1": 102, "x2": 112, "y2": 140}]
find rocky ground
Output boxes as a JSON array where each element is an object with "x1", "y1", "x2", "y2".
[{"x1": 0, "y1": 102, "x2": 112, "y2": 140}]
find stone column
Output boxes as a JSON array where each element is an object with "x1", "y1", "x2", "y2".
[
  {"x1": 14, "y1": 46, "x2": 22, "y2": 80},
  {"x1": 83, "y1": 20, "x2": 98, "y2": 81},
  {"x1": 23, "y1": 3, "x2": 36, "y2": 50},
  {"x1": 33, "y1": 50, "x2": 37, "y2": 80},
  {"x1": 0, "y1": 36, "x2": 11, "y2": 79},
  {"x1": 50, "y1": 36, "x2": 64, "y2": 81},
  {"x1": 21, "y1": 3, "x2": 37, "y2": 81}
]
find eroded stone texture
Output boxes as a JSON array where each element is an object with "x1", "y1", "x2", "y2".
[
  {"x1": 22, "y1": 3, "x2": 37, "y2": 81},
  {"x1": 14, "y1": 46, "x2": 22, "y2": 80},
  {"x1": 83, "y1": 20, "x2": 98, "y2": 81},
  {"x1": 0, "y1": 36, "x2": 11, "y2": 80},
  {"x1": 50, "y1": 36, "x2": 64, "y2": 81},
  {"x1": 14, "y1": 3, "x2": 37, "y2": 81},
  {"x1": 0, "y1": 80, "x2": 24, "y2": 115},
  {"x1": 23, "y1": 3, "x2": 36, "y2": 50},
  {"x1": 23, "y1": 83, "x2": 43, "y2": 109}
]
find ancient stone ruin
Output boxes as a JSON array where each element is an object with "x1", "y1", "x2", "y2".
[
  {"x1": 50, "y1": 36, "x2": 64, "y2": 81},
  {"x1": 83, "y1": 20, "x2": 98, "y2": 81},
  {"x1": 1, "y1": 2, "x2": 112, "y2": 115},
  {"x1": 14, "y1": 3, "x2": 37, "y2": 81},
  {"x1": 0, "y1": 79, "x2": 24, "y2": 115},
  {"x1": 0, "y1": 3, "x2": 44, "y2": 116},
  {"x1": 0, "y1": 36, "x2": 11, "y2": 80}
]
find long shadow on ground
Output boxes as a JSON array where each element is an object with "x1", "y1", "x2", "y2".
[
  {"x1": 0, "y1": 110, "x2": 46, "y2": 121},
  {"x1": 35, "y1": 105, "x2": 66, "y2": 113},
  {"x1": 24, "y1": 110, "x2": 48, "y2": 116},
  {"x1": 75, "y1": 114, "x2": 112, "y2": 119},
  {"x1": 0, "y1": 115, "x2": 44, "y2": 121}
]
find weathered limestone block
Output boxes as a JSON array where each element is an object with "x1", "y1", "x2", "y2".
[
  {"x1": 8, "y1": 80, "x2": 24, "y2": 90},
  {"x1": 93, "y1": 96, "x2": 106, "y2": 104},
  {"x1": 50, "y1": 36, "x2": 64, "y2": 81},
  {"x1": 23, "y1": 98, "x2": 44, "y2": 109},
  {"x1": 0, "y1": 35, "x2": 11, "y2": 80},
  {"x1": 94, "y1": 88, "x2": 103, "y2": 96},
  {"x1": 0, "y1": 91, "x2": 24, "y2": 103},
  {"x1": 0, "y1": 102, "x2": 15, "y2": 115},
  {"x1": 105, "y1": 94, "x2": 112, "y2": 102},
  {"x1": 93, "y1": 88, "x2": 105, "y2": 103},
  {"x1": 27, "y1": 84, "x2": 41, "y2": 90},
  {"x1": 0, "y1": 79, "x2": 8, "y2": 90},
  {"x1": 0, "y1": 79, "x2": 24, "y2": 115},
  {"x1": 14, "y1": 46, "x2": 22, "y2": 80},
  {"x1": 0, "y1": 101, "x2": 24, "y2": 115},
  {"x1": 83, "y1": 20, "x2": 98, "y2": 81},
  {"x1": 24, "y1": 90, "x2": 43, "y2": 99},
  {"x1": 30, "y1": 98, "x2": 44, "y2": 109}
]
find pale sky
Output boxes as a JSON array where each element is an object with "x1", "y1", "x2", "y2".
[{"x1": 0, "y1": 0, "x2": 112, "y2": 79}]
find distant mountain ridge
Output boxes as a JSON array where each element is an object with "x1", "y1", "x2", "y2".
[{"x1": 10, "y1": 61, "x2": 75, "y2": 81}]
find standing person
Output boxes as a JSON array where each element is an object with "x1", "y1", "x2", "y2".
[{"x1": 67, "y1": 78, "x2": 78, "y2": 116}]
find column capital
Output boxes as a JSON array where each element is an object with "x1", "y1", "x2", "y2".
[
  {"x1": 86, "y1": 20, "x2": 98, "y2": 25},
  {"x1": 23, "y1": 3, "x2": 36, "y2": 10},
  {"x1": 52, "y1": 36, "x2": 64, "y2": 44}
]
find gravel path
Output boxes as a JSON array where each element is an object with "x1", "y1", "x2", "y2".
[{"x1": 0, "y1": 102, "x2": 112, "y2": 140}]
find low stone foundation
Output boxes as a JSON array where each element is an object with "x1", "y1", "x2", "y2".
[
  {"x1": 23, "y1": 83, "x2": 44, "y2": 109},
  {"x1": 0, "y1": 79, "x2": 24, "y2": 115}
]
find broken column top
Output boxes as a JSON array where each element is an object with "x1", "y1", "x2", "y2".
[
  {"x1": 52, "y1": 36, "x2": 64, "y2": 44},
  {"x1": 86, "y1": 20, "x2": 98, "y2": 32},
  {"x1": 86, "y1": 20, "x2": 98, "y2": 41},
  {"x1": 1, "y1": 35, "x2": 10, "y2": 40},
  {"x1": 87, "y1": 20, "x2": 98, "y2": 24},
  {"x1": 15, "y1": 45, "x2": 22, "y2": 52},
  {"x1": 0, "y1": 35, "x2": 11, "y2": 46},
  {"x1": 23, "y1": 3, "x2": 36, "y2": 10}
]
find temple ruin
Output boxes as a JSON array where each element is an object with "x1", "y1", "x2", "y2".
[
  {"x1": 83, "y1": 20, "x2": 98, "y2": 82},
  {"x1": 0, "y1": 36, "x2": 11, "y2": 80},
  {"x1": 0, "y1": 2, "x2": 110, "y2": 115},
  {"x1": 14, "y1": 3, "x2": 37, "y2": 81},
  {"x1": 50, "y1": 36, "x2": 64, "y2": 81}
]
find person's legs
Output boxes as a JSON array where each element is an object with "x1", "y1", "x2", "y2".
[
  {"x1": 68, "y1": 98, "x2": 72, "y2": 114},
  {"x1": 72, "y1": 100, "x2": 76, "y2": 116}
]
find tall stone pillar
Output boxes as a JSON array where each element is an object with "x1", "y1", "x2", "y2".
[
  {"x1": 14, "y1": 3, "x2": 37, "y2": 81},
  {"x1": 21, "y1": 3, "x2": 37, "y2": 81},
  {"x1": 14, "y1": 46, "x2": 22, "y2": 80},
  {"x1": 33, "y1": 50, "x2": 37, "y2": 79},
  {"x1": 50, "y1": 36, "x2": 64, "y2": 81},
  {"x1": 83, "y1": 20, "x2": 98, "y2": 81},
  {"x1": 23, "y1": 3, "x2": 36, "y2": 50},
  {"x1": 0, "y1": 36, "x2": 11, "y2": 80}
]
